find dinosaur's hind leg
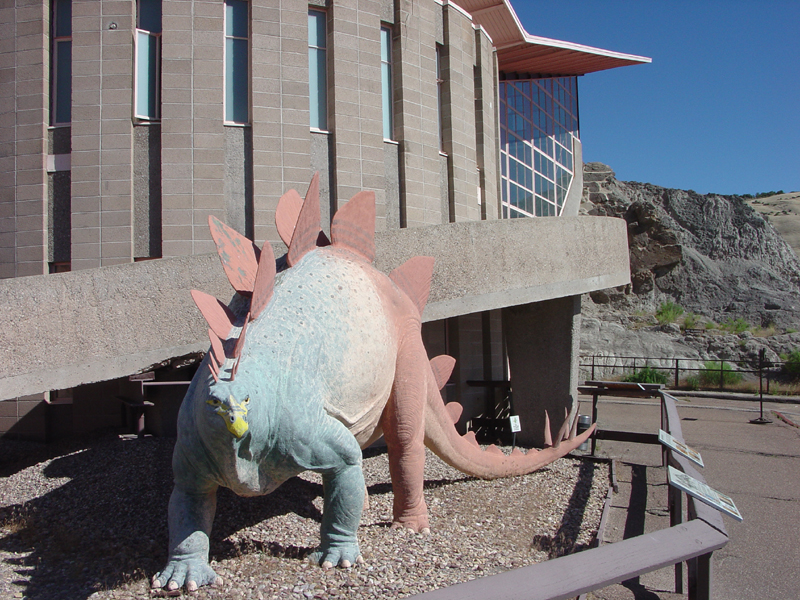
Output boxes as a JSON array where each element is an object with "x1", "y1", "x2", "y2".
[{"x1": 381, "y1": 334, "x2": 430, "y2": 532}]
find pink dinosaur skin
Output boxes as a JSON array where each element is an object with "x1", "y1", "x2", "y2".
[{"x1": 198, "y1": 174, "x2": 596, "y2": 533}]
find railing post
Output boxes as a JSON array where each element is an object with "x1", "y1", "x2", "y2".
[
  {"x1": 591, "y1": 354, "x2": 596, "y2": 381},
  {"x1": 719, "y1": 361, "x2": 724, "y2": 391},
  {"x1": 674, "y1": 359, "x2": 679, "y2": 389},
  {"x1": 669, "y1": 486, "x2": 684, "y2": 593}
]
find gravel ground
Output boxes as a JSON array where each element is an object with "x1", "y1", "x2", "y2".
[{"x1": 0, "y1": 434, "x2": 608, "y2": 600}]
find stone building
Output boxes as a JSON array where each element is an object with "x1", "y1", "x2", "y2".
[{"x1": 0, "y1": 0, "x2": 648, "y2": 442}]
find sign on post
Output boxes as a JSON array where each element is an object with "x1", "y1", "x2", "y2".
[
  {"x1": 509, "y1": 415, "x2": 521, "y2": 433},
  {"x1": 667, "y1": 466, "x2": 743, "y2": 521},
  {"x1": 659, "y1": 429, "x2": 704, "y2": 467}
]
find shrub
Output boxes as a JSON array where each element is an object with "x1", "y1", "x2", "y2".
[
  {"x1": 786, "y1": 328, "x2": 798, "y2": 334},
  {"x1": 656, "y1": 301, "x2": 684, "y2": 324},
  {"x1": 684, "y1": 375, "x2": 700, "y2": 390},
  {"x1": 699, "y1": 361, "x2": 743, "y2": 387},
  {"x1": 623, "y1": 366, "x2": 668, "y2": 385},
  {"x1": 683, "y1": 312, "x2": 698, "y2": 329},
  {"x1": 784, "y1": 350, "x2": 800, "y2": 378},
  {"x1": 720, "y1": 317, "x2": 750, "y2": 334}
]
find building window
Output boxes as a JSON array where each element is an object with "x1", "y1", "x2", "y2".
[
  {"x1": 380, "y1": 25, "x2": 393, "y2": 140},
  {"x1": 224, "y1": 0, "x2": 249, "y2": 124},
  {"x1": 51, "y1": 0, "x2": 72, "y2": 125},
  {"x1": 436, "y1": 44, "x2": 444, "y2": 152},
  {"x1": 499, "y1": 77, "x2": 579, "y2": 218},
  {"x1": 134, "y1": 0, "x2": 162, "y2": 121},
  {"x1": 308, "y1": 9, "x2": 327, "y2": 131}
]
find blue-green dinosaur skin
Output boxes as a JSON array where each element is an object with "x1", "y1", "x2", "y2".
[{"x1": 154, "y1": 248, "x2": 405, "y2": 590}]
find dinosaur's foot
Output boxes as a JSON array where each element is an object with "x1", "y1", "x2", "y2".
[
  {"x1": 391, "y1": 514, "x2": 430, "y2": 534},
  {"x1": 310, "y1": 542, "x2": 364, "y2": 569},
  {"x1": 152, "y1": 559, "x2": 223, "y2": 592}
]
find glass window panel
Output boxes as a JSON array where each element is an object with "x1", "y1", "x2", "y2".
[
  {"x1": 54, "y1": 41, "x2": 72, "y2": 124},
  {"x1": 381, "y1": 26, "x2": 393, "y2": 139},
  {"x1": 309, "y1": 47, "x2": 327, "y2": 129},
  {"x1": 225, "y1": 37, "x2": 248, "y2": 123},
  {"x1": 525, "y1": 166, "x2": 532, "y2": 190},
  {"x1": 138, "y1": 0, "x2": 161, "y2": 33},
  {"x1": 308, "y1": 9, "x2": 326, "y2": 48},
  {"x1": 55, "y1": 0, "x2": 72, "y2": 37},
  {"x1": 135, "y1": 30, "x2": 159, "y2": 119},
  {"x1": 226, "y1": 0, "x2": 248, "y2": 38}
]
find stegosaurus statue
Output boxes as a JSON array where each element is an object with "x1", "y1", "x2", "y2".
[{"x1": 152, "y1": 174, "x2": 596, "y2": 592}]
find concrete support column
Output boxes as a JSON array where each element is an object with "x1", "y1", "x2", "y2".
[
  {"x1": 161, "y1": 0, "x2": 225, "y2": 258},
  {"x1": 440, "y1": 4, "x2": 479, "y2": 223},
  {"x1": 329, "y1": 0, "x2": 386, "y2": 229},
  {"x1": 251, "y1": 0, "x2": 311, "y2": 245},
  {"x1": 392, "y1": 0, "x2": 440, "y2": 228},
  {"x1": 503, "y1": 295, "x2": 581, "y2": 447},
  {"x1": 71, "y1": 0, "x2": 135, "y2": 269},
  {"x1": 0, "y1": 2, "x2": 49, "y2": 278}
]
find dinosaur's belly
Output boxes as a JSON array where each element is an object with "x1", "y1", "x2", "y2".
[{"x1": 247, "y1": 250, "x2": 398, "y2": 441}]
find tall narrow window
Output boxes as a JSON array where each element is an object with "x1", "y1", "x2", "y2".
[
  {"x1": 380, "y1": 26, "x2": 393, "y2": 140},
  {"x1": 134, "y1": 0, "x2": 162, "y2": 121},
  {"x1": 308, "y1": 10, "x2": 327, "y2": 131},
  {"x1": 436, "y1": 44, "x2": 444, "y2": 151},
  {"x1": 51, "y1": 0, "x2": 72, "y2": 125},
  {"x1": 225, "y1": 0, "x2": 249, "y2": 124}
]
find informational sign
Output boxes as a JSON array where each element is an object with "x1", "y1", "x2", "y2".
[
  {"x1": 667, "y1": 466, "x2": 743, "y2": 522},
  {"x1": 658, "y1": 429, "x2": 704, "y2": 468},
  {"x1": 509, "y1": 415, "x2": 521, "y2": 433}
]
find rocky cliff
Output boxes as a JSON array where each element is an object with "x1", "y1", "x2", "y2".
[
  {"x1": 581, "y1": 163, "x2": 800, "y2": 329},
  {"x1": 579, "y1": 163, "x2": 800, "y2": 375}
]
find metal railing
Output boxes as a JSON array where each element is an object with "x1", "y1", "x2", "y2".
[
  {"x1": 410, "y1": 391, "x2": 729, "y2": 600},
  {"x1": 580, "y1": 349, "x2": 793, "y2": 394}
]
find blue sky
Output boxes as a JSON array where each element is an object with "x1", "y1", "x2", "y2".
[{"x1": 513, "y1": 1, "x2": 800, "y2": 195}]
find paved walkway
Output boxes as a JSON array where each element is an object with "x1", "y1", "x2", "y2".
[{"x1": 577, "y1": 394, "x2": 800, "y2": 599}]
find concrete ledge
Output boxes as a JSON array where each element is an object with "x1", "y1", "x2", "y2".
[{"x1": 0, "y1": 216, "x2": 629, "y2": 400}]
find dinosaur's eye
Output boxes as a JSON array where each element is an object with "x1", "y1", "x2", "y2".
[
  {"x1": 207, "y1": 398, "x2": 221, "y2": 407},
  {"x1": 244, "y1": 397, "x2": 250, "y2": 404}
]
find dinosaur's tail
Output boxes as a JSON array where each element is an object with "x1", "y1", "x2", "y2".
[{"x1": 423, "y1": 358, "x2": 595, "y2": 480}]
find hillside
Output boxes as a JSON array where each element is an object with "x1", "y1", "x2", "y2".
[
  {"x1": 579, "y1": 163, "x2": 800, "y2": 375},
  {"x1": 746, "y1": 191, "x2": 800, "y2": 258},
  {"x1": 580, "y1": 163, "x2": 800, "y2": 330}
]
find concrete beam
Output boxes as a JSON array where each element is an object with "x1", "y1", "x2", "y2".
[{"x1": 0, "y1": 216, "x2": 629, "y2": 400}]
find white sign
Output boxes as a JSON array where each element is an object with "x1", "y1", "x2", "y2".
[
  {"x1": 659, "y1": 429, "x2": 704, "y2": 468},
  {"x1": 509, "y1": 415, "x2": 521, "y2": 432},
  {"x1": 667, "y1": 466, "x2": 743, "y2": 522}
]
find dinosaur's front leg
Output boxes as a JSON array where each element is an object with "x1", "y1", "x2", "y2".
[
  {"x1": 152, "y1": 485, "x2": 223, "y2": 592},
  {"x1": 305, "y1": 418, "x2": 365, "y2": 568},
  {"x1": 381, "y1": 335, "x2": 430, "y2": 533}
]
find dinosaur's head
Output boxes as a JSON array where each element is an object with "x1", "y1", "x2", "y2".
[{"x1": 206, "y1": 392, "x2": 250, "y2": 438}]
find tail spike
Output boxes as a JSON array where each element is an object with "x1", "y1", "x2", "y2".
[
  {"x1": 462, "y1": 430, "x2": 480, "y2": 448},
  {"x1": 485, "y1": 444, "x2": 504, "y2": 456},
  {"x1": 445, "y1": 402, "x2": 463, "y2": 425},
  {"x1": 429, "y1": 355, "x2": 456, "y2": 391},
  {"x1": 250, "y1": 241, "x2": 276, "y2": 320},
  {"x1": 389, "y1": 256, "x2": 435, "y2": 316},
  {"x1": 191, "y1": 290, "x2": 235, "y2": 340},
  {"x1": 569, "y1": 410, "x2": 579, "y2": 440},
  {"x1": 208, "y1": 216, "x2": 260, "y2": 296},
  {"x1": 510, "y1": 447, "x2": 525, "y2": 457},
  {"x1": 543, "y1": 411, "x2": 553, "y2": 448},
  {"x1": 331, "y1": 190, "x2": 376, "y2": 262},
  {"x1": 287, "y1": 172, "x2": 322, "y2": 267}
]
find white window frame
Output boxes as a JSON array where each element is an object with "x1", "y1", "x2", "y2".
[
  {"x1": 133, "y1": 28, "x2": 161, "y2": 121},
  {"x1": 380, "y1": 25, "x2": 394, "y2": 141}
]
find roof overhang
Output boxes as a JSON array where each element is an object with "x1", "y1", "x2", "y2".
[{"x1": 452, "y1": 0, "x2": 651, "y2": 76}]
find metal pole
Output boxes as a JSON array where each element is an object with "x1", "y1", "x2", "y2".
[
  {"x1": 719, "y1": 361, "x2": 724, "y2": 391},
  {"x1": 751, "y1": 348, "x2": 772, "y2": 424},
  {"x1": 674, "y1": 359, "x2": 679, "y2": 389}
]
